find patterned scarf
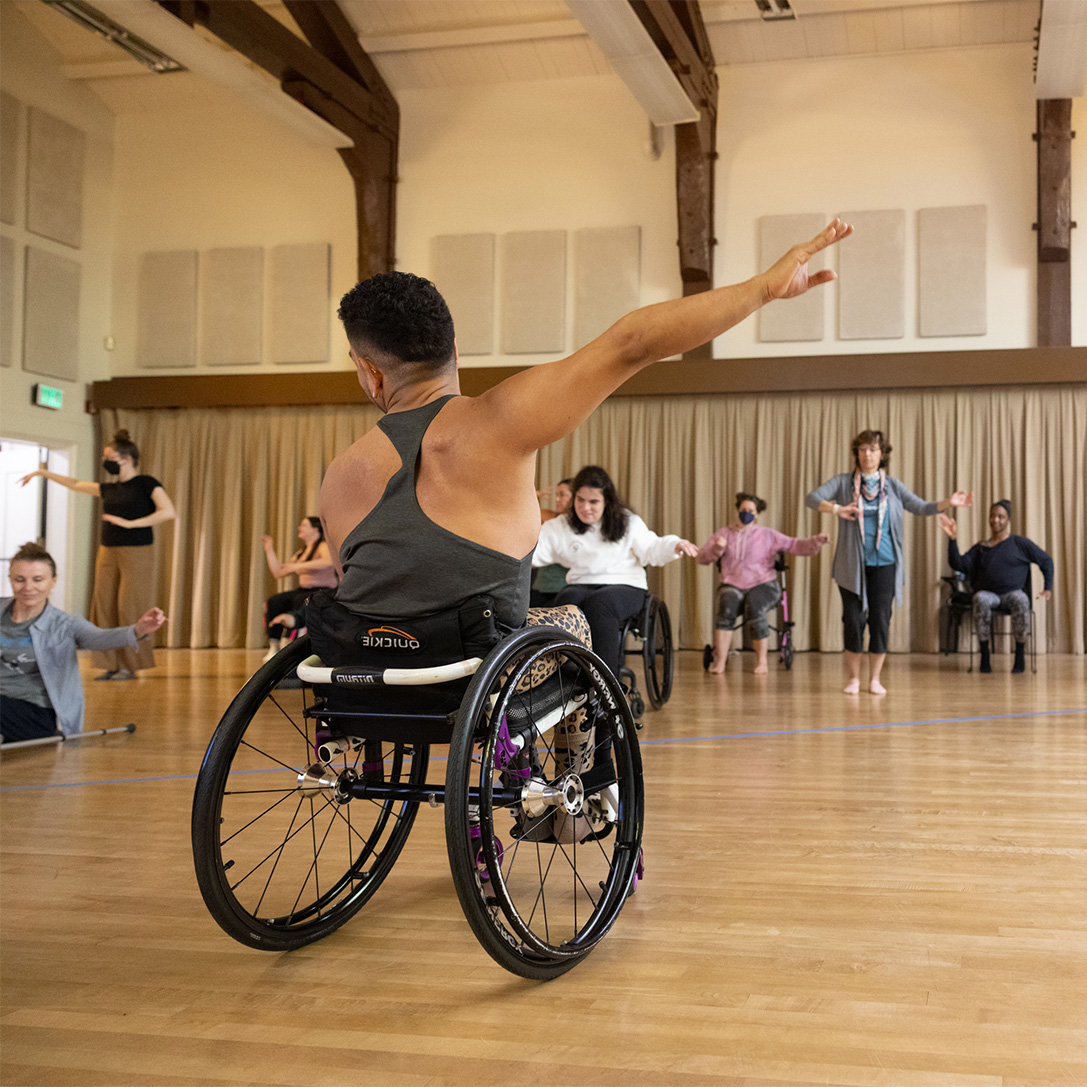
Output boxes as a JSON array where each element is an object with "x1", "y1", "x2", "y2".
[{"x1": 853, "y1": 469, "x2": 887, "y2": 554}]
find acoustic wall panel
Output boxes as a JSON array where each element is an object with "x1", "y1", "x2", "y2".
[
  {"x1": 1, "y1": 235, "x2": 14, "y2": 368},
  {"x1": 23, "y1": 245, "x2": 79, "y2": 381},
  {"x1": 575, "y1": 226, "x2": 640, "y2": 346},
  {"x1": 432, "y1": 233, "x2": 494, "y2": 355},
  {"x1": 758, "y1": 214, "x2": 825, "y2": 342},
  {"x1": 838, "y1": 209, "x2": 905, "y2": 340},
  {"x1": 199, "y1": 247, "x2": 263, "y2": 365},
  {"x1": 137, "y1": 250, "x2": 197, "y2": 369},
  {"x1": 269, "y1": 243, "x2": 329, "y2": 364},
  {"x1": 919, "y1": 205, "x2": 987, "y2": 337},
  {"x1": 501, "y1": 231, "x2": 566, "y2": 354},
  {"x1": 26, "y1": 107, "x2": 85, "y2": 249},
  {"x1": 1, "y1": 92, "x2": 18, "y2": 226}
]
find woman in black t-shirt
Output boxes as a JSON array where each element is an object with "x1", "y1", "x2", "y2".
[{"x1": 20, "y1": 429, "x2": 175, "y2": 679}]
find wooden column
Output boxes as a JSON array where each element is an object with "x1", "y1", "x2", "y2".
[{"x1": 1035, "y1": 99, "x2": 1073, "y2": 347}]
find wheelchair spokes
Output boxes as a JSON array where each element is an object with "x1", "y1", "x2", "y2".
[{"x1": 447, "y1": 632, "x2": 643, "y2": 978}]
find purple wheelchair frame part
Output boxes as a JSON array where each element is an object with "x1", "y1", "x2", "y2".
[{"x1": 494, "y1": 716, "x2": 530, "y2": 779}]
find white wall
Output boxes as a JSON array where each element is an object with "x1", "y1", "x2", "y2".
[
  {"x1": 108, "y1": 90, "x2": 356, "y2": 377},
  {"x1": 0, "y1": 3, "x2": 116, "y2": 612},
  {"x1": 714, "y1": 44, "x2": 1057, "y2": 358},
  {"x1": 395, "y1": 74, "x2": 682, "y2": 368}
]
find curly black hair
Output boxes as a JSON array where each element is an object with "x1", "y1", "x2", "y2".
[{"x1": 337, "y1": 272, "x2": 455, "y2": 373}]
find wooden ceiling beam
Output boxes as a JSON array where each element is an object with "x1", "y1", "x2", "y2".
[
  {"x1": 630, "y1": 1, "x2": 719, "y2": 359},
  {"x1": 153, "y1": 0, "x2": 398, "y2": 279},
  {"x1": 282, "y1": 0, "x2": 397, "y2": 118},
  {"x1": 155, "y1": 0, "x2": 396, "y2": 142}
]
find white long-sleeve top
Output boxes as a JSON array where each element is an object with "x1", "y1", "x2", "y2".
[{"x1": 532, "y1": 513, "x2": 682, "y2": 589}]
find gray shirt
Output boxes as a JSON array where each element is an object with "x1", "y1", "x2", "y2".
[
  {"x1": 1, "y1": 606, "x2": 51, "y2": 708},
  {"x1": 805, "y1": 472, "x2": 938, "y2": 609},
  {"x1": 0, "y1": 598, "x2": 139, "y2": 735}
]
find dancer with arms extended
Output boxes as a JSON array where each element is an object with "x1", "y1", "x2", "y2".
[
  {"x1": 807, "y1": 429, "x2": 971, "y2": 695},
  {"x1": 20, "y1": 429, "x2": 174, "y2": 680},
  {"x1": 320, "y1": 221, "x2": 854, "y2": 648}
]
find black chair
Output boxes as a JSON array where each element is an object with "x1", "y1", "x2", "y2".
[
  {"x1": 943, "y1": 571, "x2": 1037, "y2": 673},
  {"x1": 968, "y1": 571, "x2": 1037, "y2": 674}
]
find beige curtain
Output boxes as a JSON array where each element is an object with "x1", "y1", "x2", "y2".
[{"x1": 103, "y1": 383, "x2": 1085, "y2": 654}]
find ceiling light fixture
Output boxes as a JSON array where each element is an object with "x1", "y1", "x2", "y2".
[
  {"x1": 755, "y1": 0, "x2": 796, "y2": 22},
  {"x1": 41, "y1": 0, "x2": 186, "y2": 72}
]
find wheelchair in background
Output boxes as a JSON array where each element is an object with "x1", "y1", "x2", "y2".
[
  {"x1": 702, "y1": 551, "x2": 795, "y2": 671},
  {"x1": 618, "y1": 592, "x2": 674, "y2": 719},
  {"x1": 191, "y1": 616, "x2": 644, "y2": 980}
]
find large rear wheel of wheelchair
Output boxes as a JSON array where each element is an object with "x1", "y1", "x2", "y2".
[
  {"x1": 192, "y1": 635, "x2": 428, "y2": 951},
  {"x1": 446, "y1": 627, "x2": 644, "y2": 980},
  {"x1": 642, "y1": 596, "x2": 673, "y2": 710}
]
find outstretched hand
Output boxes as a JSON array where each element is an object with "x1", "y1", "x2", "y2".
[
  {"x1": 135, "y1": 608, "x2": 167, "y2": 638},
  {"x1": 19, "y1": 469, "x2": 45, "y2": 487},
  {"x1": 761, "y1": 218, "x2": 854, "y2": 303},
  {"x1": 948, "y1": 490, "x2": 973, "y2": 508},
  {"x1": 675, "y1": 539, "x2": 700, "y2": 558},
  {"x1": 938, "y1": 513, "x2": 958, "y2": 539}
]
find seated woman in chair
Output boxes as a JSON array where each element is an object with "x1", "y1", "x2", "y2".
[
  {"x1": 1, "y1": 542, "x2": 166, "y2": 744},
  {"x1": 939, "y1": 500, "x2": 1053, "y2": 673},
  {"x1": 531, "y1": 465, "x2": 697, "y2": 679},
  {"x1": 697, "y1": 492, "x2": 828, "y2": 675}
]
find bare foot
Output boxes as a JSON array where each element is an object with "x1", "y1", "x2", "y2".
[
  {"x1": 708, "y1": 658, "x2": 725, "y2": 675},
  {"x1": 869, "y1": 680, "x2": 887, "y2": 695},
  {"x1": 843, "y1": 678, "x2": 861, "y2": 695},
  {"x1": 753, "y1": 662, "x2": 769, "y2": 675}
]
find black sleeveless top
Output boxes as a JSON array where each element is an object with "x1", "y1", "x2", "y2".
[{"x1": 336, "y1": 396, "x2": 533, "y2": 629}]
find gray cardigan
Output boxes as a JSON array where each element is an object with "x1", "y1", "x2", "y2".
[
  {"x1": 1, "y1": 598, "x2": 139, "y2": 736},
  {"x1": 805, "y1": 473, "x2": 938, "y2": 609}
]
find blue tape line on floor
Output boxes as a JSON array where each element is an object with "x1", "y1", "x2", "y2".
[{"x1": 2, "y1": 706, "x2": 1084, "y2": 792}]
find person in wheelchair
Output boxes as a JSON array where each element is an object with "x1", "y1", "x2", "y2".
[
  {"x1": 939, "y1": 501, "x2": 1052, "y2": 674},
  {"x1": 697, "y1": 492, "x2": 828, "y2": 674},
  {"x1": 193, "y1": 219, "x2": 855, "y2": 981},
  {"x1": 531, "y1": 464, "x2": 697, "y2": 680}
]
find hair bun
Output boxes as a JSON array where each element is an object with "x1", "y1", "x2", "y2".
[{"x1": 114, "y1": 429, "x2": 131, "y2": 442}]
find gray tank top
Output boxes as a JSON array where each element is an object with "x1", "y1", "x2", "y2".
[{"x1": 336, "y1": 395, "x2": 532, "y2": 629}]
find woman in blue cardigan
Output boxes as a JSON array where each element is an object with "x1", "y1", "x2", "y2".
[
  {"x1": 807, "y1": 429, "x2": 972, "y2": 695},
  {"x1": 1, "y1": 542, "x2": 166, "y2": 743}
]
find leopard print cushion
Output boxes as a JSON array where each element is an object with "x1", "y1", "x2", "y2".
[{"x1": 510, "y1": 605, "x2": 592, "y2": 691}]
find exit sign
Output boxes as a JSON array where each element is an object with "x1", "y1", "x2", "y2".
[{"x1": 32, "y1": 384, "x2": 63, "y2": 410}]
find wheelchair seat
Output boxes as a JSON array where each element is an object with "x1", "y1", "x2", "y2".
[{"x1": 191, "y1": 610, "x2": 645, "y2": 981}]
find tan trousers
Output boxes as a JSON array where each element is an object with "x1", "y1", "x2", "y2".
[{"x1": 91, "y1": 546, "x2": 156, "y2": 672}]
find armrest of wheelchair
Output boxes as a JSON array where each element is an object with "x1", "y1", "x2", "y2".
[{"x1": 296, "y1": 654, "x2": 483, "y2": 687}]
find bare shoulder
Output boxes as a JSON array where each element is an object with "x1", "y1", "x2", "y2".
[{"x1": 320, "y1": 426, "x2": 400, "y2": 553}]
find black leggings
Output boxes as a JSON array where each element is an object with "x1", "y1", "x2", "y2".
[
  {"x1": 839, "y1": 564, "x2": 896, "y2": 654},
  {"x1": 554, "y1": 584, "x2": 647, "y2": 679},
  {"x1": 264, "y1": 588, "x2": 310, "y2": 639},
  {"x1": 0, "y1": 695, "x2": 59, "y2": 744}
]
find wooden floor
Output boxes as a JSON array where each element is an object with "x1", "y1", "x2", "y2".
[{"x1": 2, "y1": 648, "x2": 1086, "y2": 1087}]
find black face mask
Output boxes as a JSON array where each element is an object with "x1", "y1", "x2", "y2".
[{"x1": 102, "y1": 460, "x2": 121, "y2": 475}]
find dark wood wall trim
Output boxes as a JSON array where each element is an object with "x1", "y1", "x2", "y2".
[{"x1": 91, "y1": 347, "x2": 1086, "y2": 410}]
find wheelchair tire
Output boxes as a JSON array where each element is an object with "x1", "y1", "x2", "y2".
[
  {"x1": 445, "y1": 627, "x2": 644, "y2": 980},
  {"x1": 642, "y1": 596, "x2": 673, "y2": 710},
  {"x1": 192, "y1": 636, "x2": 427, "y2": 951},
  {"x1": 782, "y1": 637, "x2": 794, "y2": 671}
]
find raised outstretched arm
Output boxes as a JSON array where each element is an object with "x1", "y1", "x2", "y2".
[{"x1": 477, "y1": 219, "x2": 854, "y2": 455}]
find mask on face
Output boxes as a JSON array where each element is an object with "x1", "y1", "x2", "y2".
[
  {"x1": 102, "y1": 459, "x2": 121, "y2": 475},
  {"x1": 739, "y1": 510, "x2": 756, "y2": 525}
]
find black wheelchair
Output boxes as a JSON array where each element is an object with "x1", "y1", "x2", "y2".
[
  {"x1": 617, "y1": 592, "x2": 674, "y2": 719},
  {"x1": 191, "y1": 620, "x2": 644, "y2": 980}
]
